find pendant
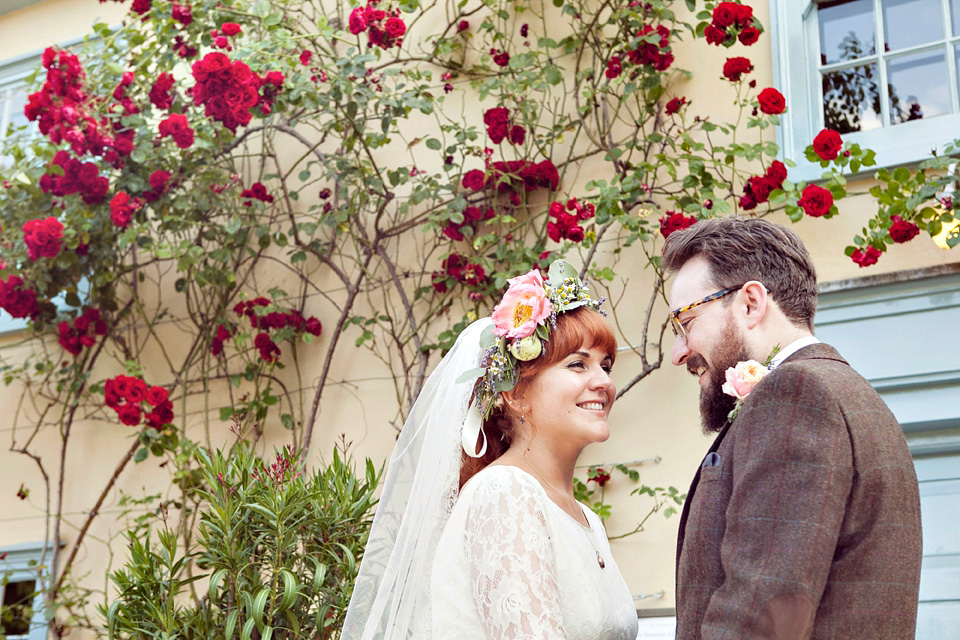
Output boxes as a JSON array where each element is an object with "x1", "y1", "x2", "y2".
[{"x1": 597, "y1": 551, "x2": 605, "y2": 569}]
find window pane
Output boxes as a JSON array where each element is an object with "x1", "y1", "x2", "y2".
[
  {"x1": 882, "y1": 0, "x2": 944, "y2": 51},
  {"x1": 887, "y1": 50, "x2": 950, "y2": 124},
  {"x1": 1, "y1": 578, "x2": 36, "y2": 635},
  {"x1": 819, "y1": 0, "x2": 876, "y2": 64},
  {"x1": 822, "y1": 63, "x2": 882, "y2": 132},
  {"x1": 952, "y1": 0, "x2": 960, "y2": 36}
]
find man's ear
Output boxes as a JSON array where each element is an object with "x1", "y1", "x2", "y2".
[{"x1": 741, "y1": 280, "x2": 767, "y2": 330}]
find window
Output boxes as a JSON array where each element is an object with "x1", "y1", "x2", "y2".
[
  {"x1": 0, "y1": 52, "x2": 39, "y2": 336},
  {"x1": 0, "y1": 541, "x2": 53, "y2": 640},
  {"x1": 770, "y1": 0, "x2": 960, "y2": 180}
]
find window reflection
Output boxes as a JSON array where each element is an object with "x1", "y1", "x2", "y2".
[
  {"x1": 953, "y1": 0, "x2": 960, "y2": 37},
  {"x1": 823, "y1": 64, "x2": 882, "y2": 133},
  {"x1": 887, "y1": 50, "x2": 949, "y2": 124},
  {"x1": 819, "y1": 0, "x2": 876, "y2": 64},
  {"x1": 882, "y1": 0, "x2": 943, "y2": 51}
]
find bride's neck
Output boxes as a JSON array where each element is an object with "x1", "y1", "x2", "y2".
[{"x1": 500, "y1": 443, "x2": 577, "y2": 495}]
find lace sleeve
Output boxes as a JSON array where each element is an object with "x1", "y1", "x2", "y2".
[{"x1": 463, "y1": 469, "x2": 566, "y2": 639}]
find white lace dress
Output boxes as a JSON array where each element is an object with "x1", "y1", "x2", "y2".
[{"x1": 430, "y1": 465, "x2": 639, "y2": 639}]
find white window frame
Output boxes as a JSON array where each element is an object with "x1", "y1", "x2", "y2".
[
  {"x1": 0, "y1": 50, "x2": 42, "y2": 336},
  {"x1": 770, "y1": 0, "x2": 960, "y2": 182},
  {"x1": 0, "y1": 541, "x2": 54, "y2": 640}
]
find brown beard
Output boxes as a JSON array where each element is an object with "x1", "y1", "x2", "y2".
[{"x1": 694, "y1": 320, "x2": 749, "y2": 434}]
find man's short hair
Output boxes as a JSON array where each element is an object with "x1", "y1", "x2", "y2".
[{"x1": 662, "y1": 216, "x2": 818, "y2": 330}]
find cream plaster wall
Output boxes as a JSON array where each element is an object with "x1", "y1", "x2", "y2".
[{"x1": 2, "y1": 1, "x2": 959, "y2": 636}]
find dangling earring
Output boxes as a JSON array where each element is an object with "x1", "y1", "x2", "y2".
[{"x1": 520, "y1": 414, "x2": 525, "y2": 425}]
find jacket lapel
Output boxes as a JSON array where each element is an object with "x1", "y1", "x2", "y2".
[{"x1": 675, "y1": 420, "x2": 732, "y2": 574}]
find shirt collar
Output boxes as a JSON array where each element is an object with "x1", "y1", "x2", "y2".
[{"x1": 768, "y1": 336, "x2": 821, "y2": 370}]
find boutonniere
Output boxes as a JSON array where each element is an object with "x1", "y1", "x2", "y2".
[{"x1": 722, "y1": 347, "x2": 780, "y2": 422}]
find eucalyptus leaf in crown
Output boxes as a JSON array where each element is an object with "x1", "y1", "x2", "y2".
[{"x1": 467, "y1": 260, "x2": 605, "y2": 418}]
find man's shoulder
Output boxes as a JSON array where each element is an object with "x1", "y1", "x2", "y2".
[
  {"x1": 754, "y1": 342, "x2": 897, "y2": 422},
  {"x1": 769, "y1": 342, "x2": 862, "y2": 388}
]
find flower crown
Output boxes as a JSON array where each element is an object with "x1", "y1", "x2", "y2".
[{"x1": 457, "y1": 260, "x2": 605, "y2": 419}]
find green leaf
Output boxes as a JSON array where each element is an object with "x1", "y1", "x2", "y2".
[
  {"x1": 425, "y1": 138, "x2": 442, "y2": 150},
  {"x1": 456, "y1": 367, "x2": 486, "y2": 384},
  {"x1": 134, "y1": 447, "x2": 148, "y2": 463}
]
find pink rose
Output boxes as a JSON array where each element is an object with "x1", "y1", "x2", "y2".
[
  {"x1": 721, "y1": 360, "x2": 769, "y2": 400},
  {"x1": 490, "y1": 269, "x2": 553, "y2": 339}
]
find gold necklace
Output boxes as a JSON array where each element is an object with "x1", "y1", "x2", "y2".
[{"x1": 522, "y1": 455, "x2": 606, "y2": 569}]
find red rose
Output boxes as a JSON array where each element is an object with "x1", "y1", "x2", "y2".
[
  {"x1": 0, "y1": 276, "x2": 39, "y2": 319},
  {"x1": 110, "y1": 192, "x2": 142, "y2": 229},
  {"x1": 172, "y1": 2, "x2": 192, "y2": 25},
  {"x1": 746, "y1": 175, "x2": 776, "y2": 203},
  {"x1": 766, "y1": 160, "x2": 787, "y2": 184},
  {"x1": 126, "y1": 378, "x2": 148, "y2": 403},
  {"x1": 149, "y1": 72, "x2": 175, "y2": 110},
  {"x1": 704, "y1": 25, "x2": 727, "y2": 46},
  {"x1": 659, "y1": 212, "x2": 697, "y2": 238},
  {"x1": 462, "y1": 262, "x2": 485, "y2": 286},
  {"x1": 112, "y1": 376, "x2": 131, "y2": 399},
  {"x1": 349, "y1": 8, "x2": 368, "y2": 35},
  {"x1": 711, "y1": 2, "x2": 737, "y2": 28},
  {"x1": 588, "y1": 467, "x2": 612, "y2": 486},
  {"x1": 665, "y1": 96, "x2": 686, "y2": 115},
  {"x1": 443, "y1": 253, "x2": 467, "y2": 279},
  {"x1": 59, "y1": 322, "x2": 82, "y2": 355},
  {"x1": 144, "y1": 410, "x2": 164, "y2": 429},
  {"x1": 733, "y1": 3, "x2": 754, "y2": 27},
  {"x1": 305, "y1": 317, "x2": 322, "y2": 336},
  {"x1": 462, "y1": 169, "x2": 487, "y2": 190},
  {"x1": 488, "y1": 122, "x2": 509, "y2": 144},
  {"x1": 154, "y1": 400, "x2": 175, "y2": 424},
  {"x1": 722, "y1": 57, "x2": 753, "y2": 82},
  {"x1": 566, "y1": 225, "x2": 585, "y2": 243},
  {"x1": 457, "y1": 20, "x2": 469, "y2": 32},
  {"x1": 384, "y1": 16, "x2": 406, "y2": 38},
  {"x1": 851, "y1": 246, "x2": 881, "y2": 267},
  {"x1": 146, "y1": 386, "x2": 169, "y2": 406},
  {"x1": 493, "y1": 51, "x2": 510, "y2": 67},
  {"x1": 149, "y1": 169, "x2": 172, "y2": 192},
  {"x1": 738, "y1": 26, "x2": 760, "y2": 45},
  {"x1": 23, "y1": 217, "x2": 64, "y2": 261},
  {"x1": 797, "y1": 184, "x2": 834, "y2": 217},
  {"x1": 605, "y1": 55, "x2": 622, "y2": 79},
  {"x1": 131, "y1": 0, "x2": 151, "y2": 15},
  {"x1": 299, "y1": 50, "x2": 312, "y2": 66},
  {"x1": 117, "y1": 403, "x2": 143, "y2": 426},
  {"x1": 509, "y1": 125, "x2": 525, "y2": 145},
  {"x1": 889, "y1": 215, "x2": 920, "y2": 243},
  {"x1": 220, "y1": 22, "x2": 242, "y2": 36},
  {"x1": 812, "y1": 128, "x2": 843, "y2": 160},
  {"x1": 757, "y1": 88, "x2": 785, "y2": 115}
]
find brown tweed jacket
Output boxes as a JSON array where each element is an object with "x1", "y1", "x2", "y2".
[{"x1": 675, "y1": 343, "x2": 922, "y2": 639}]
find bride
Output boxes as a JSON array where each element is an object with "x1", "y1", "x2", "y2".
[{"x1": 341, "y1": 260, "x2": 638, "y2": 639}]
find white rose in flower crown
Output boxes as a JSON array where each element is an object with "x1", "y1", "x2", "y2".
[{"x1": 722, "y1": 359, "x2": 769, "y2": 400}]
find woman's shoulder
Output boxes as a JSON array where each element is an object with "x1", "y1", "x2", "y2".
[{"x1": 461, "y1": 464, "x2": 545, "y2": 501}]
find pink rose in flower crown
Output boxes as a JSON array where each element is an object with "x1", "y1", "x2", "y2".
[
  {"x1": 722, "y1": 360, "x2": 769, "y2": 400},
  {"x1": 491, "y1": 269, "x2": 553, "y2": 339}
]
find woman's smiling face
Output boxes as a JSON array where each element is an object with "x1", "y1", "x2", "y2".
[{"x1": 520, "y1": 343, "x2": 616, "y2": 449}]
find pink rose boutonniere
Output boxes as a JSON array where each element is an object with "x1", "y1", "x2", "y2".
[{"x1": 722, "y1": 347, "x2": 780, "y2": 421}]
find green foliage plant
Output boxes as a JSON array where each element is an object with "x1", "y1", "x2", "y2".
[{"x1": 102, "y1": 442, "x2": 381, "y2": 639}]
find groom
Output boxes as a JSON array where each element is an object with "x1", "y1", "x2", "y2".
[{"x1": 663, "y1": 217, "x2": 922, "y2": 639}]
